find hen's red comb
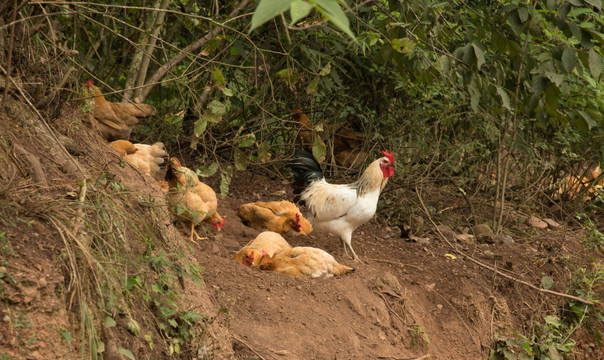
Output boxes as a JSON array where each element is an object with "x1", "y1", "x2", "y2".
[
  {"x1": 382, "y1": 150, "x2": 395, "y2": 163},
  {"x1": 84, "y1": 79, "x2": 94, "y2": 87},
  {"x1": 295, "y1": 212, "x2": 301, "y2": 224}
]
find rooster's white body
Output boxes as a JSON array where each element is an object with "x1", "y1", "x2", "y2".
[{"x1": 291, "y1": 150, "x2": 395, "y2": 261}]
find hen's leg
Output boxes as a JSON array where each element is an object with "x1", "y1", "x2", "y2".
[{"x1": 189, "y1": 222, "x2": 207, "y2": 243}]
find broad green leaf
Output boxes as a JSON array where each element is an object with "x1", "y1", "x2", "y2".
[
  {"x1": 314, "y1": 0, "x2": 357, "y2": 40},
  {"x1": 212, "y1": 67, "x2": 226, "y2": 89},
  {"x1": 585, "y1": 0, "x2": 602, "y2": 9},
  {"x1": 196, "y1": 162, "x2": 218, "y2": 177},
  {"x1": 496, "y1": 86, "x2": 511, "y2": 111},
  {"x1": 438, "y1": 54, "x2": 450, "y2": 73},
  {"x1": 234, "y1": 149, "x2": 248, "y2": 170},
  {"x1": 238, "y1": 133, "x2": 256, "y2": 147},
  {"x1": 589, "y1": 49, "x2": 602, "y2": 80},
  {"x1": 220, "y1": 166, "x2": 233, "y2": 198},
  {"x1": 168, "y1": 318, "x2": 178, "y2": 328},
  {"x1": 568, "y1": 22, "x2": 582, "y2": 42},
  {"x1": 392, "y1": 37, "x2": 416, "y2": 54},
  {"x1": 544, "y1": 85, "x2": 560, "y2": 113},
  {"x1": 250, "y1": 0, "x2": 292, "y2": 32},
  {"x1": 104, "y1": 316, "x2": 117, "y2": 328},
  {"x1": 541, "y1": 275, "x2": 554, "y2": 290},
  {"x1": 471, "y1": 42, "x2": 485, "y2": 69},
  {"x1": 544, "y1": 315, "x2": 561, "y2": 327},
  {"x1": 118, "y1": 348, "x2": 135, "y2": 360},
  {"x1": 518, "y1": 7, "x2": 529, "y2": 23},
  {"x1": 544, "y1": 71, "x2": 564, "y2": 87},
  {"x1": 222, "y1": 87, "x2": 233, "y2": 97},
  {"x1": 312, "y1": 135, "x2": 326, "y2": 164},
  {"x1": 193, "y1": 117, "x2": 208, "y2": 137},
  {"x1": 257, "y1": 142, "x2": 271, "y2": 163},
  {"x1": 578, "y1": 110, "x2": 598, "y2": 130},
  {"x1": 290, "y1": 0, "x2": 313, "y2": 25},
  {"x1": 306, "y1": 75, "x2": 320, "y2": 94},
  {"x1": 318, "y1": 62, "x2": 332, "y2": 76},
  {"x1": 208, "y1": 100, "x2": 227, "y2": 116},
  {"x1": 532, "y1": 75, "x2": 548, "y2": 94},
  {"x1": 561, "y1": 47, "x2": 578, "y2": 73},
  {"x1": 275, "y1": 68, "x2": 291, "y2": 78},
  {"x1": 549, "y1": 346, "x2": 563, "y2": 360}
]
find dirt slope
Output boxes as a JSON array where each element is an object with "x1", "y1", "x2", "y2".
[{"x1": 0, "y1": 100, "x2": 602, "y2": 360}]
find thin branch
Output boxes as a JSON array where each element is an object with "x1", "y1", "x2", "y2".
[
  {"x1": 139, "y1": 0, "x2": 252, "y2": 101},
  {"x1": 415, "y1": 185, "x2": 596, "y2": 306}
]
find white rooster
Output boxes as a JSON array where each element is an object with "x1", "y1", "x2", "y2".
[{"x1": 290, "y1": 149, "x2": 395, "y2": 261}]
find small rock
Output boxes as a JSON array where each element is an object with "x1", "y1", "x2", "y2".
[
  {"x1": 296, "y1": 285, "x2": 302, "y2": 291},
  {"x1": 529, "y1": 216, "x2": 548, "y2": 229},
  {"x1": 211, "y1": 243, "x2": 220, "y2": 254},
  {"x1": 409, "y1": 235, "x2": 430, "y2": 245},
  {"x1": 495, "y1": 234, "x2": 515, "y2": 247},
  {"x1": 473, "y1": 223, "x2": 494, "y2": 237},
  {"x1": 543, "y1": 218, "x2": 560, "y2": 229},
  {"x1": 436, "y1": 304, "x2": 443, "y2": 310},
  {"x1": 38, "y1": 277, "x2": 48, "y2": 288},
  {"x1": 483, "y1": 250, "x2": 495, "y2": 258}
]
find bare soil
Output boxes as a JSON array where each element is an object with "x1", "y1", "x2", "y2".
[{"x1": 0, "y1": 100, "x2": 602, "y2": 360}]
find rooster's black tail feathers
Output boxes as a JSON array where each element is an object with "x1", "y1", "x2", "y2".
[{"x1": 289, "y1": 150, "x2": 323, "y2": 195}]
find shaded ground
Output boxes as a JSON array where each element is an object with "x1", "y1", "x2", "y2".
[{"x1": 0, "y1": 100, "x2": 602, "y2": 360}]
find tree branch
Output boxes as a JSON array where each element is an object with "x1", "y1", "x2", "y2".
[{"x1": 139, "y1": 0, "x2": 251, "y2": 101}]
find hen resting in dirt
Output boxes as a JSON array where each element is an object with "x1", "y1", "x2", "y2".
[
  {"x1": 232, "y1": 231, "x2": 292, "y2": 267},
  {"x1": 237, "y1": 200, "x2": 312, "y2": 235},
  {"x1": 84, "y1": 80, "x2": 156, "y2": 141},
  {"x1": 108, "y1": 140, "x2": 168, "y2": 180}
]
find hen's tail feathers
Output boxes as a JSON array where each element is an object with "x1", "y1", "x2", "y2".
[
  {"x1": 289, "y1": 150, "x2": 323, "y2": 195},
  {"x1": 333, "y1": 263, "x2": 355, "y2": 276}
]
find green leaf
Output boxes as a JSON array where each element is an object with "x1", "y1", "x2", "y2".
[
  {"x1": 318, "y1": 62, "x2": 332, "y2": 76},
  {"x1": 208, "y1": 100, "x2": 227, "y2": 116},
  {"x1": 275, "y1": 68, "x2": 291, "y2": 78},
  {"x1": 544, "y1": 71, "x2": 564, "y2": 87},
  {"x1": 496, "y1": 86, "x2": 511, "y2": 111},
  {"x1": 314, "y1": 0, "x2": 357, "y2": 40},
  {"x1": 193, "y1": 117, "x2": 208, "y2": 137},
  {"x1": 471, "y1": 42, "x2": 485, "y2": 69},
  {"x1": 518, "y1": 7, "x2": 529, "y2": 23},
  {"x1": 588, "y1": 49, "x2": 602, "y2": 80},
  {"x1": 578, "y1": 110, "x2": 598, "y2": 130},
  {"x1": 541, "y1": 275, "x2": 554, "y2": 290},
  {"x1": 168, "y1": 318, "x2": 178, "y2": 328},
  {"x1": 312, "y1": 135, "x2": 326, "y2": 164},
  {"x1": 544, "y1": 315, "x2": 561, "y2": 327},
  {"x1": 306, "y1": 75, "x2": 320, "y2": 94},
  {"x1": 118, "y1": 348, "x2": 135, "y2": 360},
  {"x1": 561, "y1": 47, "x2": 578, "y2": 73},
  {"x1": 234, "y1": 149, "x2": 248, "y2": 170},
  {"x1": 257, "y1": 142, "x2": 271, "y2": 163},
  {"x1": 250, "y1": 0, "x2": 292, "y2": 32},
  {"x1": 104, "y1": 316, "x2": 117, "y2": 328},
  {"x1": 212, "y1": 67, "x2": 226, "y2": 89},
  {"x1": 222, "y1": 87, "x2": 233, "y2": 97},
  {"x1": 196, "y1": 162, "x2": 218, "y2": 177},
  {"x1": 290, "y1": 0, "x2": 313, "y2": 25},
  {"x1": 238, "y1": 133, "x2": 256, "y2": 147},
  {"x1": 181, "y1": 310, "x2": 203, "y2": 323},
  {"x1": 585, "y1": 0, "x2": 602, "y2": 9},
  {"x1": 397, "y1": 37, "x2": 416, "y2": 54},
  {"x1": 220, "y1": 166, "x2": 233, "y2": 198}
]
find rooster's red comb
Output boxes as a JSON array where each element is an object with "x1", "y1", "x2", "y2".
[{"x1": 382, "y1": 150, "x2": 395, "y2": 163}]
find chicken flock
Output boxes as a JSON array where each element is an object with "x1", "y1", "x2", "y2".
[{"x1": 85, "y1": 80, "x2": 396, "y2": 279}]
